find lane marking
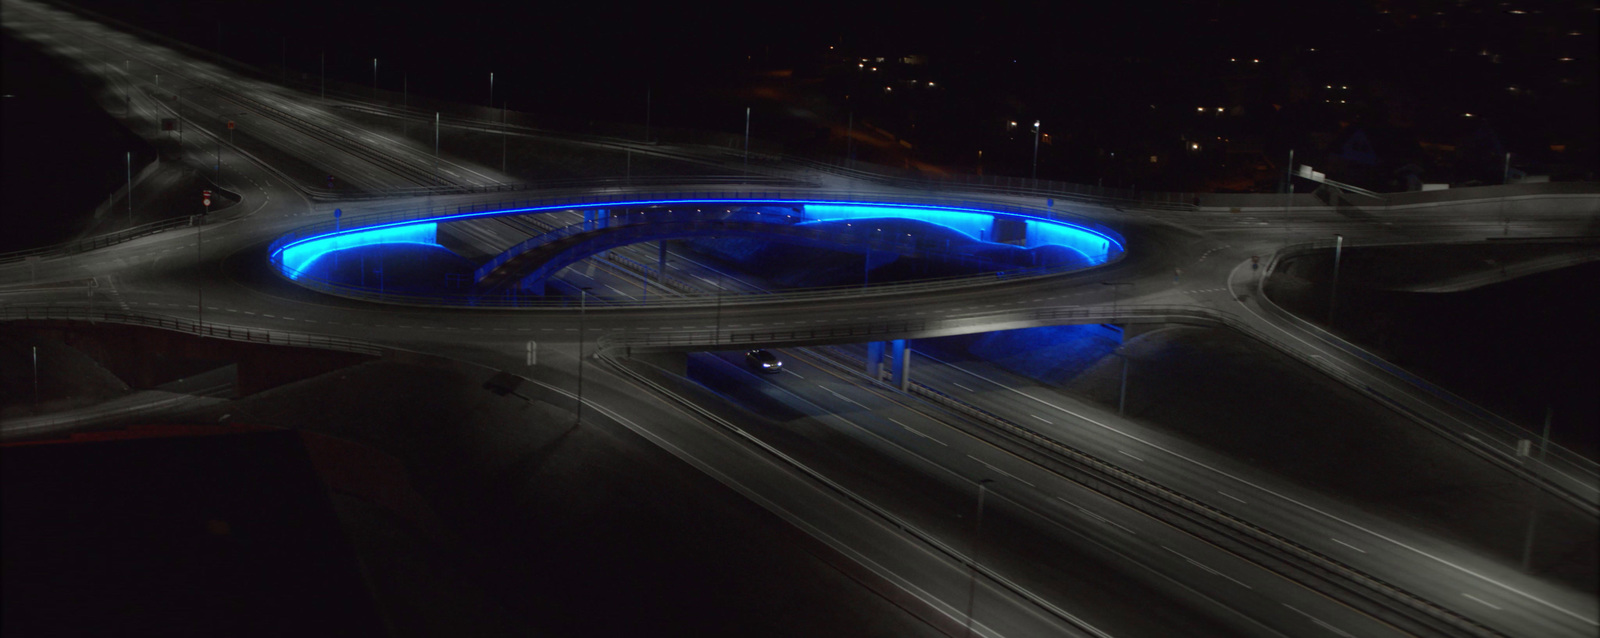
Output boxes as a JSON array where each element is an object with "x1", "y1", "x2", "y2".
[
  {"x1": 820, "y1": 386, "x2": 867, "y2": 409},
  {"x1": 1118, "y1": 450, "x2": 1144, "y2": 462},
  {"x1": 1162, "y1": 546, "x2": 1252, "y2": 589},
  {"x1": 887, "y1": 418, "x2": 946, "y2": 446},
  {"x1": 1330, "y1": 538, "x2": 1366, "y2": 554},
  {"x1": 966, "y1": 454, "x2": 1035, "y2": 487},
  {"x1": 952, "y1": 381, "x2": 976, "y2": 392},
  {"x1": 1057, "y1": 498, "x2": 1136, "y2": 535},
  {"x1": 1217, "y1": 490, "x2": 1248, "y2": 504},
  {"x1": 1030, "y1": 414, "x2": 1053, "y2": 424},
  {"x1": 1463, "y1": 593, "x2": 1502, "y2": 610}
]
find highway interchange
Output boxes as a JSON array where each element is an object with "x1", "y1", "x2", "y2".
[{"x1": 4, "y1": 1, "x2": 1599, "y2": 635}]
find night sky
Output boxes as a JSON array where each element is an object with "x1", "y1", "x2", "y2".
[{"x1": 40, "y1": 0, "x2": 1600, "y2": 186}]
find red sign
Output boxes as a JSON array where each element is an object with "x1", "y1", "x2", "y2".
[
  {"x1": 226, "y1": 121, "x2": 235, "y2": 130},
  {"x1": 203, "y1": 190, "x2": 212, "y2": 207}
]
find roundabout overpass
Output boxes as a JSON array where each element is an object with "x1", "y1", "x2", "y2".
[{"x1": 4, "y1": 2, "x2": 1600, "y2": 636}]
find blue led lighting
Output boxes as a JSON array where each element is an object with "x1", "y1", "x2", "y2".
[
  {"x1": 1023, "y1": 219, "x2": 1111, "y2": 262},
  {"x1": 280, "y1": 223, "x2": 438, "y2": 279},
  {"x1": 802, "y1": 204, "x2": 996, "y2": 242},
  {"x1": 272, "y1": 198, "x2": 1123, "y2": 282}
]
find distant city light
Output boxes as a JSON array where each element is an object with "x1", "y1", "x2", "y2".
[
  {"x1": 1216, "y1": 107, "x2": 1224, "y2": 113},
  {"x1": 1464, "y1": 113, "x2": 1475, "y2": 117},
  {"x1": 1191, "y1": 143, "x2": 1200, "y2": 150}
]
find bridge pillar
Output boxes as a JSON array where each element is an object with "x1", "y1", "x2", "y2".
[
  {"x1": 866, "y1": 341, "x2": 885, "y2": 379},
  {"x1": 890, "y1": 339, "x2": 910, "y2": 391}
]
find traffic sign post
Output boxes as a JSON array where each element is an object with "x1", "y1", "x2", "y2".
[{"x1": 202, "y1": 190, "x2": 212, "y2": 211}]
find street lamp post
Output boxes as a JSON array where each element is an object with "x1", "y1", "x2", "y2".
[
  {"x1": 319, "y1": 51, "x2": 325, "y2": 99},
  {"x1": 372, "y1": 58, "x2": 378, "y2": 100},
  {"x1": 1329, "y1": 234, "x2": 1343, "y2": 326},
  {"x1": 743, "y1": 107, "x2": 751, "y2": 171},
  {"x1": 489, "y1": 72, "x2": 494, "y2": 108},
  {"x1": 846, "y1": 111, "x2": 854, "y2": 166},
  {"x1": 1114, "y1": 346, "x2": 1130, "y2": 415},
  {"x1": 1284, "y1": 149, "x2": 1294, "y2": 234},
  {"x1": 126, "y1": 152, "x2": 133, "y2": 228},
  {"x1": 1031, "y1": 119, "x2": 1041, "y2": 181},
  {"x1": 1101, "y1": 281, "x2": 1131, "y2": 317},
  {"x1": 714, "y1": 271, "x2": 724, "y2": 345},
  {"x1": 964, "y1": 478, "x2": 994, "y2": 638},
  {"x1": 196, "y1": 208, "x2": 203, "y2": 331},
  {"x1": 1520, "y1": 407, "x2": 1553, "y2": 571},
  {"x1": 576, "y1": 286, "x2": 592, "y2": 426}
]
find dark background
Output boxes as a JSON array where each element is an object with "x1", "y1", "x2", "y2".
[{"x1": 46, "y1": 0, "x2": 1600, "y2": 189}]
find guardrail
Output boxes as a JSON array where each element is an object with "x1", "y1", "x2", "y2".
[
  {"x1": 0, "y1": 215, "x2": 201, "y2": 265},
  {"x1": 1260, "y1": 240, "x2": 1600, "y2": 508},
  {"x1": 786, "y1": 344, "x2": 1499, "y2": 638},
  {"x1": 0, "y1": 305, "x2": 386, "y2": 356},
  {"x1": 596, "y1": 350, "x2": 1111, "y2": 637}
]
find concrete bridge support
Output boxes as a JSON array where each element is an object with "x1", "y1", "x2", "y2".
[
  {"x1": 891, "y1": 339, "x2": 910, "y2": 391},
  {"x1": 866, "y1": 341, "x2": 885, "y2": 379}
]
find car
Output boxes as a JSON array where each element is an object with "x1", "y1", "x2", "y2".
[{"x1": 745, "y1": 349, "x2": 783, "y2": 373}]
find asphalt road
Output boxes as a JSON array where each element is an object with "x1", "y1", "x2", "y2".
[{"x1": 4, "y1": 0, "x2": 1599, "y2": 635}]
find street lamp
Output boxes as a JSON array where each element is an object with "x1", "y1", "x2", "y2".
[
  {"x1": 1031, "y1": 120, "x2": 1041, "y2": 181},
  {"x1": 372, "y1": 58, "x2": 378, "y2": 100},
  {"x1": 489, "y1": 72, "x2": 494, "y2": 108}
]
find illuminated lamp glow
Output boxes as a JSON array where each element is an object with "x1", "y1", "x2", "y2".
[{"x1": 279, "y1": 222, "x2": 438, "y2": 279}]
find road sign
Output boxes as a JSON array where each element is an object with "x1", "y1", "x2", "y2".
[
  {"x1": 226, "y1": 120, "x2": 235, "y2": 130},
  {"x1": 203, "y1": 190, "x2": 212, "y2": 207}
]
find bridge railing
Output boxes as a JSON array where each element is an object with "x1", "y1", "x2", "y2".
[
  {"x1": 1260, "y1": 240, "x2": 1600, "y2": 499},
  {"x1": 594, "y1": 299, "x2": 1600, "y2": 511},
  {"x1": 1, "y1": 216, "x2": 202, "y2": 265},
  {"x1": 598, "y1": 311, "x2": 1500, "y2": 638},
  {"x1": 269, "y1": 188, "x2": 1126, "y2": 307},
  {"x1": 0, "y1": 305, "x2": 386, "y2": 356}
]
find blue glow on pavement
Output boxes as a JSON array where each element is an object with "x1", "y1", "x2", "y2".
[
  {"x1": 1023, "y1": 219, "x2": 1112, "y2": 262},
  {"x1": 272, "y1": 198, "x2": 1122, "y2": 283},
  {"x1": 802, "y1": 204, "x2": 997, "y2": 242},
  {"x1": 280, "y1": 222, "x2": 438, "y2": 279}
]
